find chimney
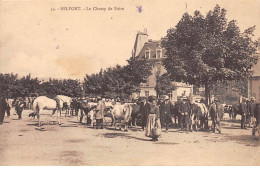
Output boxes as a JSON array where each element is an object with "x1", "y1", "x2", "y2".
[{"x1": 133, "y1": 31, "x2": 148, "y2": 58}]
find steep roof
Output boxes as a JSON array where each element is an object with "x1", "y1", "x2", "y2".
[{"x1": 136, "y1": 40, "x2": 166, "y2": 59}]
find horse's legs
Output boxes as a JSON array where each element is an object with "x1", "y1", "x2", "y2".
[
  {"x1": 37, "y1": 109, "x2": 41, "y2": 126},
  {"x1": 58, "y1": 109, "x2": 61, "y2": 125},
  {"x1": 51, "y1": 109, "x2": 56, "y2": 125},
  {"x1": 119, "y1": 120, "x2": 122, "y2": 131}
]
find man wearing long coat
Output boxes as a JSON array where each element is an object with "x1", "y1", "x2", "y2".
[
  {"x1": 95, "y1": 98, "x2": 106, "y2": 129},
  {"x1": 0, "y1": 97, "x2": 8, "y2": 125},
  {"x1": 140, "y1": 98, "x2": 150, "y2": 130},
  {"x1": 239, "y1": 98, "x2": 248, "y2": 129},
  {"x1": 160, "y1": 97, "x2": 173, "y2": 132},
  {"x1": 179, "y1": 99, "x2": 191, "y2": 132}
]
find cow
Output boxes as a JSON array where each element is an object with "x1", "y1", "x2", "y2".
[
  {"x1": 230, "y1": 104, "x2": 241, "y2": 120},
  {"x1": 127, "y1": 103, "x2": 141, "y2": 127},
  {"x1": 32, "y1": 96, "x2": 61, "y2": 126},
  {"x1": 110, "y1": 104, "x2": 133, "y2": 131},
  {"x1": 190, "y1": 102, "x2": 209, "y2": 131}
]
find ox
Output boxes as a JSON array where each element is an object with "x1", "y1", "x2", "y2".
[
  {"x1": 110, "y1": 104, "x2": 132, "y2": 131},
  {"x1": 190, "y1": 102, "x2": 209, "y2": 131},
  {"x1": 32, "y1": 96, "x2": 61, "y2": 126}
]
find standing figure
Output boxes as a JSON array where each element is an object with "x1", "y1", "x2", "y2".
[
  {"x1": 95, "y1": 98, "x2": 106, "y2": 129},
  {"x1": 248, "y1": 97, "x2": 256, "y2": 128},
  {"x1": 140, "y1": 98, "x2": 149, "y2": 131},
  {"x1": 160, "y1": 96, "x2": 173, "y2": 132},
  {"x1": 179, "y1": 99, "x2": 191, "y2": 132},
  {"x1": 252, "y1": 103, "x2": 260, "y2": 136},
  {"x1": 145, "y1": 99, "x2": 161, "y2": 141},
  {"x1": 0, "y1": 97, "x2": 8, "y2": 125},
  {"x1": 15, "y1": 98, "x2": 25, "y2": 120},
  {"x1": 239, "y1": 97, "x2": 248, "y2": 129},
  {"x1": 5, "y1": 98, "x2": 11, "y2": 117},
  {"x1": 209, "y1": 98, "x2": 224, "y2": 133}
]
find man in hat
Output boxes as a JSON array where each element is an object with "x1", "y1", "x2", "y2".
[
  {"x1": 179, "y1": 98, "x2": 191, "y2": 132},
  {"x1": 140, "y1": 97, "x2": 150, "y2": 131},
  {"x1": 239, "y1": 97, "x2": 248, "y2": 129},
  {"x1": 95, "y1": 98, "x2": 106, "y2": 129},
  {"x1": 15, "y1": 98, "x2": 25, "y2": 120},
  {"x1": 209, "y1": 98, "x2": 224, "y2": 133},
  {"x1": 0, "y1": 96, "x2": 8, "y2": 125},
  {"x1": 160, "y1": 96, "x2": 173, "y2": 132},
  {"x1": 248, "y1": 97, "x2": 256, "y2": 127}
]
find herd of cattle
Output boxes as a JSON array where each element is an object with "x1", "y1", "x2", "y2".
[{"x1": 27, "y1": 95, "x2": 260, "y2": 136}]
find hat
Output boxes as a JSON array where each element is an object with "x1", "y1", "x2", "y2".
[
  {"x1": 148, "y1": 96, "x2": 157, "y2": 102},
  {"x1": 160, "y1": 95, "x2": 169, "y2": 100}
]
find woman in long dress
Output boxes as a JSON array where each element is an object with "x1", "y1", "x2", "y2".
[{"x1": 145, "y1": 100, "x2": 161, "y2": 141}]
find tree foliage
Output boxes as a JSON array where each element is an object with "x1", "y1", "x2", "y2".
[
  {"x1": 162, "y1": 5, "x2": 259, "y2": 104},
  {"x1": 84, "y1": 57, "x2": 152, "y2": 99},
  {"x1": 0, "y1": 73, "x2": 82, "y2": 98},
  {"x1": 155, "y1": 74, "x2": 176, "y2": 97}
]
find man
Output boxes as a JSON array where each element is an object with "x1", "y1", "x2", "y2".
[
  {"x1": 95, "y1": 98, "x2": 106, "y2": 129},
  {"x1": 179, "y1": 99, "x2": 191, "y2": 132},
  {"x1": 5, "y1": 98, "x2": 11, "y2": 117},
  {"x1": 248, "y1": 97, "x2": 256, "y2": 128},
  {"x1": 239, "y1": 97, "x2": 248, "y2": 129},
  {"x1": 15, "y1": 98, "x2": 25, "y2": 120},
  {"x1": 140, "y1": 98, "x2": 150, "y2": 131},
  {"x1": 0, "y1": 96, "x2": 8, "y2": 125},
  {"x1": 160, "y1": 96, "x2": 173, "y2": 132},
  {"x1": 209, "y1": 98, "x2": 224, "y2": 133}
]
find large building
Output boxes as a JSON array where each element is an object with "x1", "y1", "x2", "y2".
[
  {"x1": 132, "y1": 32, "x2": 193, "y2": 102},
  {"x1": 248, "y1": 53, "x2": 260, "y2": 103}
]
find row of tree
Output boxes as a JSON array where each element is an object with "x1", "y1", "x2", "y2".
[
  {"x1": 83, "y1": 58, "x2": 153, "y2": 99},
  {"x1": 0, "y1": 73, "x2": 83, "y2": 98}
]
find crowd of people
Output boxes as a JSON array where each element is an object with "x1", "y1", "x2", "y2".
[{"x1": 0, "y1": 94, "x2": 259, "y2": 141}]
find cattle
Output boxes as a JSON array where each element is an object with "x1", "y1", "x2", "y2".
[
  {"x1": 110, "y1": 104, "x2": 132, "y2": 131},
  {"x1": 126, "y1": 103, "x2": 141, "y2": 127},
  {"x1": 190, "y1": 102, "x2": 209, "y2": 131}
]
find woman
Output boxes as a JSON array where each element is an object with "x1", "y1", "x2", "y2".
[{"x1": 145, "y1": 99, "x2": 161, "y2": 141}]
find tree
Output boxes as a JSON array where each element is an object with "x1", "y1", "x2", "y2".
[
  {"x1": 162, "y1": 5, "x2": 259, "y2": 104},
  {"x1": 155, "y1": 73, "x2": 176, "y2": 97},
  {"x1": 83, "y1": 57, "x2": 153, "y2": 99}
]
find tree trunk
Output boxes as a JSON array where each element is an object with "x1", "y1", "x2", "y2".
[{"x1": 205, "y1": 82, "x2": 211, "y2": 106}]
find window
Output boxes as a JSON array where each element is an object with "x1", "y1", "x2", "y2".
[
  {"x1": 146, "y1": 79, "x2": 149, "y2": 86},
  {"x1": 168, "y1": 91, "x2": 173, "y2": 101},
  {"x1": 155, "y1": 64, "x2": 161, "y2": 74},
  {"x1": 156, "y1": 49, "x2": 162, "y2": 58},
  {"x1": 145, "y1": 91, "x2": 149, "y2": 98},
  {"x1": 145, "y1": 50, "x2": 150, "y2": 59}
]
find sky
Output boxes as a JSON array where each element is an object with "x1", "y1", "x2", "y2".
[{"x1": 1, "y1": 0, "x2": 260, "y2": 80}]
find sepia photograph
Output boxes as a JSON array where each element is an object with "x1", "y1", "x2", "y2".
[{"x1": 0, "y1": 0, "x2": 260, "y2": 166}]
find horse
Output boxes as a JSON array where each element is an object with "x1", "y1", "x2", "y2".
[
  {"x1": 32, "y1": 96, "x2": 61, "y2": 126},
  {"x1": 55, "y1": 95, "x2": 72, "y2": 117}
]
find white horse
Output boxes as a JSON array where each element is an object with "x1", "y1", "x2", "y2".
[
  {"x1": 55, "y1": 95, "x2": 72, "y2": 117},
  {"x1": 33, "y1": 96, "x2": 61, "y2": 126}
]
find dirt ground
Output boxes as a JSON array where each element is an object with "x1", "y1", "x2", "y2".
[{"x1": 0, "y1": 108, "x2": 259, "y2": 166}]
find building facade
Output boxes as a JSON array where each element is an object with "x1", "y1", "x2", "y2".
[
  {"x1": 248, "y1": 53, "x2": 260, "y2": 103},
  {"x1": 132, "y1": 32, "x2": 193, "y2": 102}
]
